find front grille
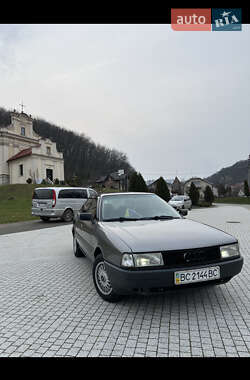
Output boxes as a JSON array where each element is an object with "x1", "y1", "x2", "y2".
[{"x1": 162, "y1": 246, "x2": 221, "y2": 268}]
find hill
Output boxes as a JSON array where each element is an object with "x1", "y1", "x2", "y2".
[
  {"x1": 0, "y1": 107, "x2": 134, "y2": 183},
  {"x1": 205, "y1": 158, "x2": 249, "y2": 185}
]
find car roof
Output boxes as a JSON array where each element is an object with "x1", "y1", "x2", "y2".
[
  {"x1": 34, "y1": 187, "x2": 90, "y2": 191},
  {"x1": 100, "y1": 192, "x2": 154, "y2": 197}
]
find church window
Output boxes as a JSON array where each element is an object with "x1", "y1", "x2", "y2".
[
  {"x1": 21, "y1": 127, "x2": 26, "y2": 136},
  {"x1": 19, "y1": 164, "x2": 24, "y2": 176},
  {"x1": 46, "y1": 147, "x2": 51, "y2": 155}
]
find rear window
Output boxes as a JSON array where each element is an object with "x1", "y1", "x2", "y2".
[
  {"x1": 33, "y1": 189, "x2": 54, "y2": 200},
  {"x1": 58, "y1": 189, "x2": 88, "y2": 199}
]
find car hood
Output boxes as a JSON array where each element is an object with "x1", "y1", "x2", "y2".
[
  {"x1": 169, "y1": 201, "x2": 183, "y2": 205},
  {"x1": 101, "y1": 219, "x2": 237, "y2": 252}
]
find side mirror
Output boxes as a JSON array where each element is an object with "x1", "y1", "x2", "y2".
[
  {"x1": 79, "y1": 213, "x2": 93, "y2": 222},
  {"x1": 179, "y1": 209, "x2": 188, "y2": 216}
]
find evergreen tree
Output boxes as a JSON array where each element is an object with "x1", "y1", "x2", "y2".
[
  {"x1": 188, "y1": 182, "x2": 199, "y2": 205},
  {"x1": 128, "y1": 172, "x2": 148, "y2": 192},
  {"x1": 155, "y1": 177, "x2": 171, "y2": 202},
  {"x1": 244, "y1": 180, "x2": 250, "y2": 197},
  {"x1": 128, "y1": 171, "x2": 138, "y2": 192},
  {"x1": 226, "y1": 185, "x2": 232, "y2": 197},
  {"x1": 218, "y1": 183, "x2": 227, "y2": 197},
  {"x1": 204, "y1": 185, "x2": 214, "y2": 205},
  {"x1": 137, "y1": 173, "x2": 148, "y2": 192}
]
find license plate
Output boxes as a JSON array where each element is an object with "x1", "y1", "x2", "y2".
[{"x1": 174, "y1": 266, "x2": 220, "y2": 285}]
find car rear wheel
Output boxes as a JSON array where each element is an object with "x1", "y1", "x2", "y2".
[
  {"x1": 73, "y1": 236, "x2": 86, "y2": 257},
  {"x1": 93, "y1": 255, "x2": 123, "y2": 303},
  {"x1": 62, "y1": 209, "x2": 74, "y2": 222}
]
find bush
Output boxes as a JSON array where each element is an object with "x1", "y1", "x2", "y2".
[
  {"x1": 54, "y1": 178, "x2": 59, "y2": 185},
  {"x1": 198, "y1": 200, "x2": 212, "y2": 207}
]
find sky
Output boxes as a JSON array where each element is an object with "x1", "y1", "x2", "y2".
[{"x1": 0, "y1": 24, "x2": 249, "y2": 181}]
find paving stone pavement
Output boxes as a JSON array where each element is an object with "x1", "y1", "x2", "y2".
[{"x1": 0, "y1": 204, "x2": 249, "y2": 357}]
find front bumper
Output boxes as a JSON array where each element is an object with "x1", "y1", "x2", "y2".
[{"x1": 105, "y1": 257, "x2": 243, "y2": 295}]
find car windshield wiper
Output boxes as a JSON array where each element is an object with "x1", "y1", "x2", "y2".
[
  {"x1": 139, "y1": 215, "x2": 180, "y2": 220},
  {"x1": 103, "y1": 217, "x2": 140, "y2": 222}
]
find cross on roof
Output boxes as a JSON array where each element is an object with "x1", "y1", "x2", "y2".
[{"x1": 19, "y1": 101, "x2": 26, "y2": 113}]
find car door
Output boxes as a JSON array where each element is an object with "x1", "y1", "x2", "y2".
[{"x1": 76, "y1": 198, "x2": 98, "y2": 259}]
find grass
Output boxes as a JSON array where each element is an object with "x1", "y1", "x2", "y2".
[
  {"x1": 214, "y1": 197, "x2": 250, "y2": 205},
  {"x1": 0, "y1": 184, "x2": 122, "y2": 224},
  {"x1": 0, "y1": 184, "x2": 60, "y2": 224}
]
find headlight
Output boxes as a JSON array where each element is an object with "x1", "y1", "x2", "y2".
[
  {"x1": 220, "y1": 243, "x2": 240, "y2": 259},
  {"x1": 121, "y1": 253, "x2": 164, "y2": 267},
  {"x1": 133, "y1": 253, "x2": 163, "y2": 267}
]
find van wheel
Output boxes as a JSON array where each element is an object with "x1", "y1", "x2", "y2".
[
  {"x1": 40, "y1": 217, "x2": 50, "y2": 222},
  {"x1": 62, "y1": 209, "x2": 74, "y2": 222},
  {"x1": 73, "y1": 236, "x2": 86, "y2": 257},
  {"x1": 93, "y1": 255, "x2": 123, "y2": 303}
]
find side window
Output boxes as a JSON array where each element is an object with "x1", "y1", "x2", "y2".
[
  {"x1": 81, "y1": 199, "x2": 97, "y2": 217},
  {"x1": 58, "y1": 190, "x2": 73, "y2": 199}
]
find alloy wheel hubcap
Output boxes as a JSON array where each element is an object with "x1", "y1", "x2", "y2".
[
  {"x1": 65, "y1": 210, "x2": 73, "y2": 221},
  {"x1": 95, "y1": 262, "x2": 112, "y2": 295}
]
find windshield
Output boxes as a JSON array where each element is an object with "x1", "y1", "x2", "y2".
[
  {"x1": 101, "y1": 194, "x2": 181, "y2": 221},
  {"x1": 171, "y1": 196, "x2": 184, "y2": 201}
]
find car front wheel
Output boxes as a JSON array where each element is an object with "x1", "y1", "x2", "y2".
[{"x1": 93, "y1": 255, "x2": 123, "y2": 303}]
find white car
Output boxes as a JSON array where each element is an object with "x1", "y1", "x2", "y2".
[{"x1": 169, "y1": 195, "x2": 192, "y2": 211}]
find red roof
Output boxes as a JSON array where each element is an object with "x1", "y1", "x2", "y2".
[{"x1": 7, "y1": 148, "x2": 32, "y2": 162}]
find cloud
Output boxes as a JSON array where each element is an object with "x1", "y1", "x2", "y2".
[{"x1": 0, "y1": 24, "x2": 249, "y2": 180}]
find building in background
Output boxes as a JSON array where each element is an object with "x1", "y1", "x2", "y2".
[
  {"x1": 96, "y1": 171, "x2": 127, "y2": 191},
  {"x1": 184, "y1": 177, "x2": 215, "y2": 199},
  {"x1": 0, "y1": 110, "x2": 64, "y2": 185}
]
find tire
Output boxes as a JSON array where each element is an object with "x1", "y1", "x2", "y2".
[
  {"x1": 92, "y1": 254, "x2": 123, "y2": 303},
  {"x1": 62, "y1": 209, "x2": 74, "y2": 222},
  {"x1": 220, "y1": 277, "x2": 232, "y2": 285},
  {"x1": 40, "y1": 216, "x2": 50, "y2": 222},
  {"x1": 73, "y1": 235, "x2": 86, "y2": 257}
]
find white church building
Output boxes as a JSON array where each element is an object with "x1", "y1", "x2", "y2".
[{"x1": 0, "y1": 110, "x2": 64, "y2": 185}]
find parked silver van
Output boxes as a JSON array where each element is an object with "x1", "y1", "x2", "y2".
[{"x1": 32, "y1": 187, "x2": 98, "y2": 222}]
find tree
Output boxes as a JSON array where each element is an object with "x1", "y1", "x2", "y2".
[
  {"x1": 128, "y1": 171, "x2": 138, "y2": 192},
  {"x1": 218, "y1": 183, "x2": 227, "y2": 197},
  {"x1": 128, "y1": 172, "x2": 148, "y2": 192},
  {"x1": 137, "y1": 173, "x2": 148, "y2": 192},
  {"x1": 244, "y1": 180, "x2": 250, "y2": 197},
  {"x1": 226, "y1": 185, "x2": 232, "y2": 197},
  {"x1": 155, "y1": 177, "x2": 171, "y2": 202},
  {"x1": 188, "y1": 182, "x2": 199, "y2": 205},
  {"x1": 204, "y1": 185, "x2": 214, "y2": 205}
]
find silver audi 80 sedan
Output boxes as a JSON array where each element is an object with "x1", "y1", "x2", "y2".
[{"x1": 72, "y1": 192, "x2": 243, "y2": 302}]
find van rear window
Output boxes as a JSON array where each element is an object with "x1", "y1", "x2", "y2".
[{"x1": 33, "y1": 189, "x2": 54, "y2": 199}]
